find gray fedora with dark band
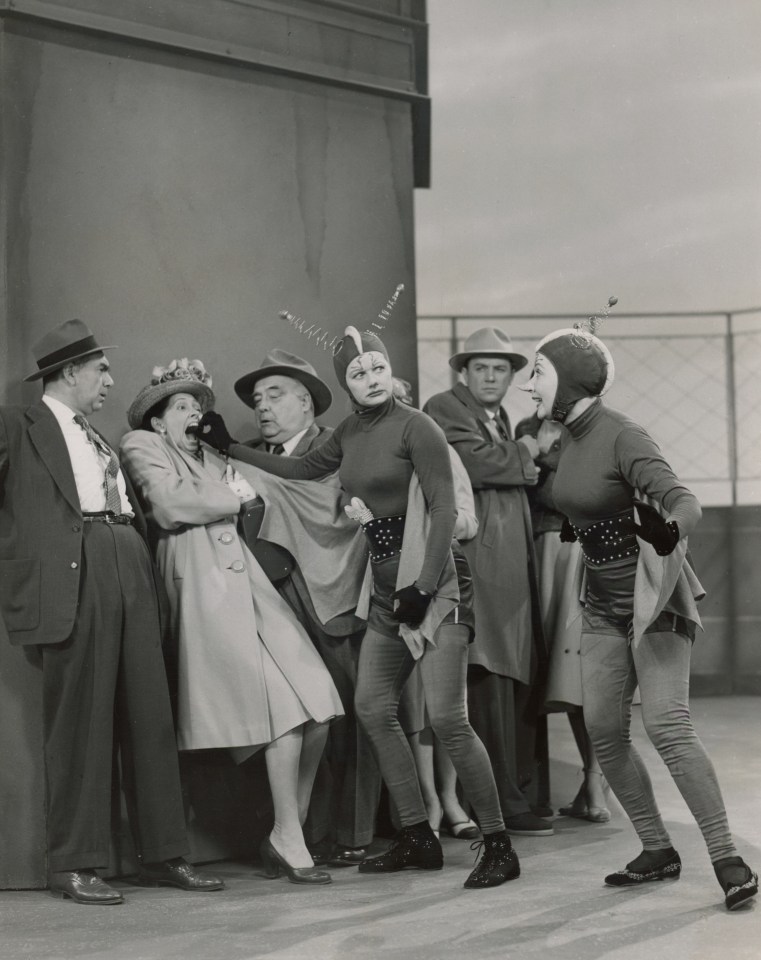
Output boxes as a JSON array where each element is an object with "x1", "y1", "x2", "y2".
[
  {"x1": 449, "y1": 327, "x2": 528, "y2": 373},
  {"x1": 24, "y1": 319, "x2": 116, "y2": 382},
  {"x1": 234, "y1": 349, "x2": 333, "y2": 416}
]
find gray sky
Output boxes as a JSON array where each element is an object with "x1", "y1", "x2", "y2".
[{"x1": 414, "y1": 0, "x2": 761, "y2": 317}]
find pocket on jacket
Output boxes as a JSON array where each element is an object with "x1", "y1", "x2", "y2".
[{"x1": 0, "y1": 558, "x2": 41, "y2": 632}]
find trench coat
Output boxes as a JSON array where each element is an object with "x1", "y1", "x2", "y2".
[
  {"x1": 120, "y1": 429, "x2": 343, "y2": 752},
  {"x1": 424, "y1": 383, "x2": 544, "y2": 684}
]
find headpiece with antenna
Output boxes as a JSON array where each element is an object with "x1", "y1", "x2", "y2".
[
  {"x1": 279, "y1": 283, "x2": 405, "y2": 357},
  {"x1": 570, "y1": 295, "x2": 618, "y2": 348}
]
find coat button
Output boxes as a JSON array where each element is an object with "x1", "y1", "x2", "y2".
[
  {"x1": 220, "y1": 532, "x2": 234, "y2": 545},
  {"x1": 230, "y1": 560, "x2": 245, "y2": 573},
  {"x1": 71, "y1": 562, "x2": 78, "y2": 569},
  {"x1": 72, "y1": 524, "x2": 80, "y2": 532}
]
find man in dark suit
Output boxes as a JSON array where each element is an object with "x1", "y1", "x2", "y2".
[
  {"x1": 424, "y1": 328, "x2": 553, "y2": 837},
  {"x1": 235, "y1": 350, "x2": 380, "y2": 867},
  {"x1": 0, "y1": 319, "x2": 223, "y2": 904}
]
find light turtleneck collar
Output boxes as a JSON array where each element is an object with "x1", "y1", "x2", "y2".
[{"x1": 564, "y1": 397, "x2": 603, "y2": 440}]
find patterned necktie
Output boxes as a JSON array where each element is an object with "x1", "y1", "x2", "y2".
[
  {"x1": 269, "y1": 443, "x2": 285, "y2": 456},
  {"x1": 74, "y1": 414, "x2": 123, "y2": 514}
]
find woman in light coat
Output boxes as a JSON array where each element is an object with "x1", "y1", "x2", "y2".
[{"x1": 121, "y1": 359, "x2": 342, "y2": 885}]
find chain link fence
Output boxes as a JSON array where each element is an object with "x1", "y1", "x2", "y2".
[{"x1": 417, "y1": 310, "x2": 761, "y2": 506}]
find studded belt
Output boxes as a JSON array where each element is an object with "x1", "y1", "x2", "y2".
[
  {"x1": 573, "y1": 513, "x2": 638, "y2": 566},
  {"x1": 363, "y1": 515, "x2": 405, "y2": 562},
  {"x1": 82, "y1": 511, "x2": 134, "y2": 526}
]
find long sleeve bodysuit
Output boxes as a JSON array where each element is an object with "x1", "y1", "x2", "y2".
[
  {"x1": 552, "y1": 400, "x2": 701, "y2": 620},
  {"x1": 228, "y1": 397, "x2": 456, "y2": 595}
]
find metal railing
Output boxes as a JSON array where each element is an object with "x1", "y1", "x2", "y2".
[{"x1": 417, "y1": 308, "x2": 761, "y2": 507}]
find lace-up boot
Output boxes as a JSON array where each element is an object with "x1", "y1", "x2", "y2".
[
  {"x1": 358, "y1": 821, "x2": 443, "y2": 873},
  {"x1": 463, "y1": 830, "x2": 520, "y2": 888}
]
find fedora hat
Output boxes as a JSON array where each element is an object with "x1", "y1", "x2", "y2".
[
  {"x1": 127, "y1": 359, "x2": 215, "y2": 430},
  {"x1": 24, "y1": 319, "x2": 116, "y2": 382},
  {"x1": 234, "y1": 349, "x2": 332, "y2": 416},
  {"x1": 449, "y1": 327, "x2": 528, "y2": 373}
]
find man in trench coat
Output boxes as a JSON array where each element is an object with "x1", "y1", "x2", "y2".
[
  {"x1": 0, "y1": 319, "x2": 223, "y2": 903},
  {"x1": 424, "y1": 328, "x2": 553, "y2": 836}
]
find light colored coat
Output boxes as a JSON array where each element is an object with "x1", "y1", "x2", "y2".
[{"x1": 120, "y1": 429, "x2": 342, "y2": 752}]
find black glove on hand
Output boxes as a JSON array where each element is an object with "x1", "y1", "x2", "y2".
[
  {"x1": 391, "y1": 584, "x2": 433, "y2": 628},
  {"x1": 197, "y1": 411, "x2": 238, "y2": 455},
  {"x1": 633, "y1": 500, "x2": 680, "y2": 556},
  {"x1": 560, "y1": 517, "x2": 578, "y2": 543}
]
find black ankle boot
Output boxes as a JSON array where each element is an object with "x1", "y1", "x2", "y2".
[
  {"x1": 358, "y1": 821, "x2": 443, "y2": 873},
  {"x1": 463, "y1": 830, "x2": 520, "y2": 889},
  {"x1": 713, "y1": 856, "x2": 758, "y2": 910},
  {"x1": 604, "y1": 847, "x2": 681, "y2": 886}
]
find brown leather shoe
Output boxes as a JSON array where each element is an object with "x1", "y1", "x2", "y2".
[
  {"x1": 137, "y1": 857, "x2": 225, "y2": 891},
  {"x1": 49, "y1": 870, "x2": 124, "y2": 905}
]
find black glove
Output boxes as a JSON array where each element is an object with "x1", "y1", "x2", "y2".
[
  {"x1": 633, "y1": 500, "x2": 680, "y2": 556},
  {"x1": 391, "y1": 584, "x2": 433, "y2": 627},
  {"x1": 197, "y1": 411, "x2": 238, "y2": 455},
  {"x1": 560, "y1": 517, "x2": 578, "y2": 543}
]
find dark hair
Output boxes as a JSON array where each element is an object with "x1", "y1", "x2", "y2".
[{"x1": 143, "y1": 396, "x2": 173, "y2": 431}]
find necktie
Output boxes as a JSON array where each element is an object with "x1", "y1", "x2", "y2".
[
  {"x1": 74, "y1": 415, "x2": 123, "y2": 514},
  {"x1": 269, "y1": 443, "x2": 285, "y2": 456}
]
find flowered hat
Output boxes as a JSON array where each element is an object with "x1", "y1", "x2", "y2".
[{"x1": 127, "y1": 358, "x2": 215, "y2": 429}]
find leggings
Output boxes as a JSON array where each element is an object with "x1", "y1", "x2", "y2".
[
  {"x1": 581, "y1": 611, "x2": 735, "y2": 863},
  {"x1": 355, "y1": 623, "x2": 504, "y2": 835}
]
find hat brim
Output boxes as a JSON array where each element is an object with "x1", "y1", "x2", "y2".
[
  {"x1": 24, "y1": 344, "x2": 117, "y2": 382},
  {"x1": 127, "y1": 379, "x2": 215, "y2": 430},
  {"x1": 449, "y1": 351, "x2": 528, "y2": 373},
  {"x1": 234, "y1": 366, "x2": 333, "y2": 417}
]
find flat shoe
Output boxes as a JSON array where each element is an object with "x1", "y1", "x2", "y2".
[
  {"x1": 49, "y1": 870, "x2": 124, "y2": 905},
  {"x1": 137, "y1": 858, "x2": 225, "y2": 891},
  {"x1": 444, "y1": 819, "x2": 481, "y2": 840},
  {"x1": 326, "y1": 846, "x2": 367, "y2": 867},
  {"x1": 605, "y1": 850, "x2": 681, "y2": 886},
  {"x1": 714, "y1": 856, "x2": 758, "y2": 910}
]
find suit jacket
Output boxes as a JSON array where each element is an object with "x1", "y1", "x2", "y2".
[
  {"x1": 241, "y1": 422, "x2": 334, "y2": 459},
  {"x1": 424, "y1": 383, "x2": 544, "y2": 683},
  {"x1": 0, "y1": 401, "x2": 154, "y2": 647}
]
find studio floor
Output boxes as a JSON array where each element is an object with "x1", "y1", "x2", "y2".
[{"x1": 1, "y1": 696, "x2": 758, "y2": 960}]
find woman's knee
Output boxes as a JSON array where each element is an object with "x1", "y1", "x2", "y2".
[
  {"x1": 355, "y1": 689, "x2": 394, "y2": 732},
  {"x1": 583, "y1": 706, "x2": 624, "y2": 751},
  {"x1": 429, "y1": 711, "x2": 470, "y2": 748},
  {"x1": 642, "y1": 701, "x2": 693, "y2": 753}
]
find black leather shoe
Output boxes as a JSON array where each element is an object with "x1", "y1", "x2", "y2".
[
  {"x1": 358, "y1": 822, "x2": 442, "y2": 873},
  {"x1": 49, "y1": 870, "x2": 124, "y2": 905},
  {"x1": 714, "y1": 856, "x2": 758, "y2": 910},
  {"x1": 137, "y1": 858, "x2": 225, "y2": 891},
  {"x1": 260, "y1": 836, "x2": 332, "y2": 884},
  {"x1": 328, "y1": 845, "x2": 368, "y2": 867},
  {"x1": 605, "y1": 849, "x2": 681, "y2": 886},
  {"x1": 463, "y1": 831, "x2": 520, "y2": 889}
]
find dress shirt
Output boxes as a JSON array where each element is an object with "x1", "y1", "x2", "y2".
[
  {"x1": 278, "y1": 427, "x2": 310, "y2": 456},
  {"x1": 42, "y1": 395, "x2": 134, "y2": 514}
]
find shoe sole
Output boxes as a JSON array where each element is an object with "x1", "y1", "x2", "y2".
[
  {"x1": 505, "y1": 829, "x2": 554, "y2": 837},
  {"x1": 137, "y1": 878, "x2": 225, "y2": 891},
  {"x1": 48, "y1": 889, "x2": 124, "y2": 904},
  {"x1": 358, "y1": 863, "x2": 443, "y2": 874}
]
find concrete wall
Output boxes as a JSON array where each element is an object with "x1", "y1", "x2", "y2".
[{"x1": 0, "y1": 0, "x2": 428, "y2": 888}]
